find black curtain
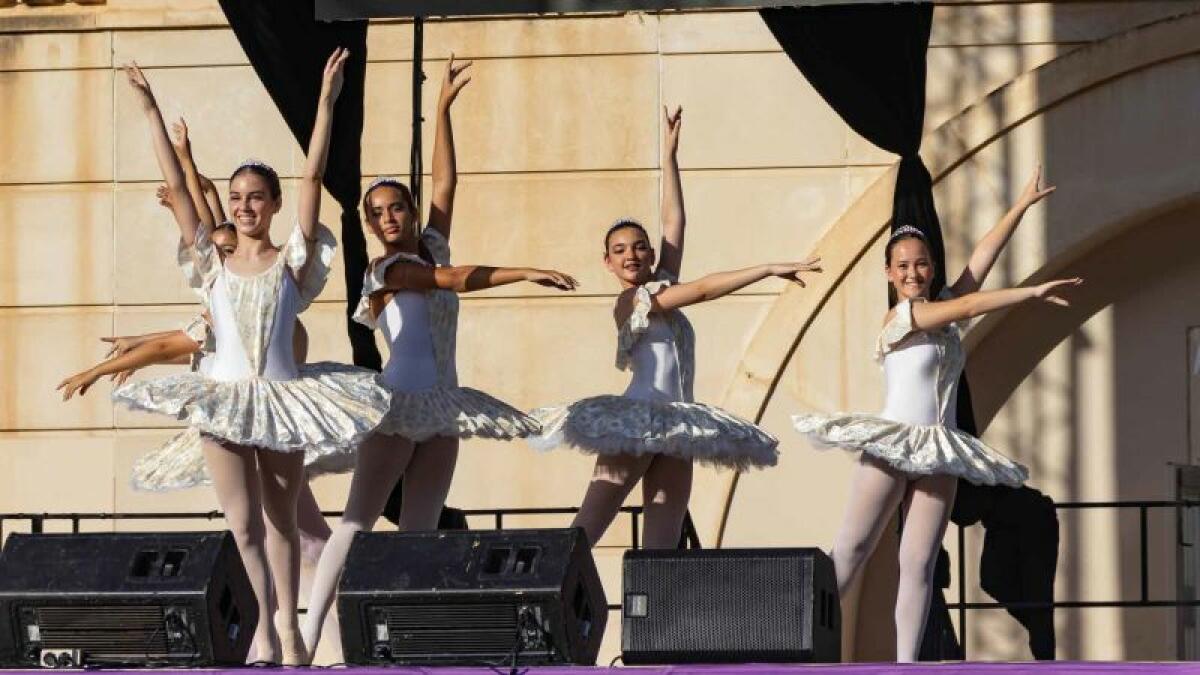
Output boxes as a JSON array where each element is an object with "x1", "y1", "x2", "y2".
[
  {"x1": 218, "y1": 0, "x2": 381, "y2": 370},
  {"x1": 761, "y1": 3, "x2": 1058, "y2": 659},
  {"x1": 760, "y1": 3, "x2": 947, "y2": 294}
]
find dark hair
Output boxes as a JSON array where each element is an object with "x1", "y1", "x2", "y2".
[
  {"x1": 214, "y1": 221, "x2": 237, "y2": 236},
  {"x1": 230, "y1": 163, "x2": 282, "y2": 200},
  {"x1": 884, "y1": 227, "x2": 930, "y2": 265},
  {"x1": 362, "y1": 179, "x2": 416, "y2": 220},
  {"x1": 885, "y1": 226, "x2": 933, "y2": 306},
  {"x1": 362, "y1": 179, "x2": 433, "y2": 264},
  {"x1": 604, "y1": 218, "x2": 650, "y2": 252}
]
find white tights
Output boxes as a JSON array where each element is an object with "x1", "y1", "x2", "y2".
[
  {"x1": 831, "y1": 454, "x2": 957, "y2": 662},
  {"x1": 572, "y1": 454, "x2": 693, "y2": 549},
  {"x1": 202, "y1": 438, "x2": 307, "y2": 664},
  {"x1": 301, "y1": 434, "x2": 458, "y2": 657}
]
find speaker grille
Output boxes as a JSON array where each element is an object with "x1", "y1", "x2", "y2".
[
  {"x1": 35, "y1": 606, "x2": 170, "y2": 656},
  {"x1": 383, "y1": 604, "x2": 522, "y2": 657},
  {"x1": 624, "y1": 553, "x2": 813, "y2": 658}
]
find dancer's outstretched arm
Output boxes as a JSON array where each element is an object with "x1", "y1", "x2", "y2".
[
  {"x1": 123, "y1": 64, "x2": 202, "y2": 247},
  {"x1": 298, "y1": 48, "x2": 349, "y2": 245},
  {"x1": 619, "y1": 258, "x2": 822, "y2": 323},
  {"x1": 381, "y1": 262, "x2": 578, "y2": 294},
  {"x1": 950, "y1": 165, "x2": 1055, "y2": 295},
  {"x1": 910, "y1": 278, "x2": 1083, "y2": 332},
  {"x1": 170, "y1": 118, "x2": 218, "y2": 231},
  {"x1": 657, "y1": 106, "x2": 685, "y2": 279},
  {"x1": 428, "y1": 54, "x2": 471, "y2": 239},
  {"x1": 57, "y1": 331, "x2": 201, "y2": 400},
  {"x1": 100, "y1": 331, "x2": 181, "y2": 359}
]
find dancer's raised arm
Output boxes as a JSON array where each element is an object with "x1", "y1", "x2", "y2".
[
  {"x1": 910, "y1": 277, "x2": 1082, "y2": 332},
  {"x1": 950, "y1": 165, "x2": 1055, "y2": 295},
  {"x1": 657, "y1": 106, "x2": 685, "y2": 279},
  {"x1": 428, "y1": 54, "x2": 472, "y2": 238},
  {"x1": 124, "y1": 64, "x2": 202, "y2": 246},
  {"x1": 617, "y1": 257, "x2": 821, "y2": 324},
  {"x1": 298, "y1": 48, "x2": 349, "y2": 244},
  {"x1": 170, "y1": 118, "x2": 218, "y2": 231}
]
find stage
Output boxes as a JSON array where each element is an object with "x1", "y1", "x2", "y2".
[{"x1": 3, "y1": 665, "x2": 1195, "y2": 674}]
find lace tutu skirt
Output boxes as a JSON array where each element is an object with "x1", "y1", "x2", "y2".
[
  {"x1": 376, "y1": 385, "x2": 541, "y2": 442},
  {"x1": 792, "y1": 412, "x2": 1028, "y2": 487},
  {"x1": 529, "y1": 395, "x2": 778, "y2": 471},
  {"x1": 113, "y1": 362, "x2": 391, "y2": 456}
]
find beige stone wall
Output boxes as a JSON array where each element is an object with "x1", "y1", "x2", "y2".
[{"x1": 2, "y1": 0, "x2": 1198, "y2": 664}]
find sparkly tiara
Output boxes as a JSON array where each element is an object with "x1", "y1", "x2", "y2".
[
  {"x1": 889, "y1": 225, "x2": 926, "y2": 241},
  {"x1": 366, "y1": 176, "x2": 407, "y2": 193},
  {"x1": 235, "y1": 158, "x2": 277, "y2": 175}
]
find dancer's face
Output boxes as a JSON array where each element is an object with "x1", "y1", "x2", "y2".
[
  {"x1": 227, "y1": 173, "x2": 280, "y2": 238},
  {"x1": 886, "y1": 237, "x2": 934, "y2": 301},
  {"x1": 604, "y1": 226, "x2": 655, "y2": 287},
  {"x1": 364, "y1": 186, "x2": 418, "y2": 249},
  {"x1": 211, "y1": 228, "x2": 237, "y2": 259}
]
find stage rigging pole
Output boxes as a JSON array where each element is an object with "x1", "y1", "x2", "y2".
[{"x1": 410, "y1": 15, "x2": 425, "y2": 210}]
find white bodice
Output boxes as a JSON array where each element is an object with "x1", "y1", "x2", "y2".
[
  {"x1": 185, "y1": 221, "x2": 337, "y2": 383},
  {"x1": 875, "y1": 289, "x2": 965, "y2": 428},
  {"x1": 353, "y1": 228, "x2": 460, "y2": 391},
  {"x1": 615, "y1": 270, "x2": 696, "y2": 403},
  {"x1": 378, "y1": 290, "x2": 439, "y2": 393},
  {"x1": 623, "y1": 314, "x2": 685, "y2": 403},
  {"x1": 205, "y1": 268, "x2": 300, "y2": 382}
]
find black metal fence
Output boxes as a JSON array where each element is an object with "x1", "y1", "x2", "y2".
[{"x1": 948, "y1": 499, "x2": 1200, "y2": 657}]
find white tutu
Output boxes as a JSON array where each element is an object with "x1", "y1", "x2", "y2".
[
  {"x1": 530, "y1": 395, "x2": 778, "y2": 471},
  {"x1": 792, "y1": 412, "x2": 1028, "y2": 487},
  {"x1": 114, "y1": 361, "x2": 389, "y2": 456},
  {"x1": 377, "y1": 386, "x2": 541, "y2": 442}
]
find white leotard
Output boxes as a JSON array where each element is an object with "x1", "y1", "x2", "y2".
[{"x1": 378, "y1": 290, "x2": 439, "y2": 393}]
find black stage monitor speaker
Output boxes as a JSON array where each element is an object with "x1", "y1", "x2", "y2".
[
  {"x1": 338, "y1": 528, "x2": 606, "y2": 666},
  {"x1": 622, "y1": 547, "x2": 840, "y2": 664},
  {"x1": 0, "y1": 532, "x2": 256, "y2": 668}
]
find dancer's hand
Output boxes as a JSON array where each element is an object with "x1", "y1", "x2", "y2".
[
  {"x1": 1032, "y1": 277, "x2": 1082, "y2": 306},
  {"x1": 123, "y1": 63, "x2": 157, "y2": 111},
  {"x1": 101, "y1": 335, "x2": 138, "y2": 358},
  {"x1": 524, "y1": 269, "x2": 579, "y2": 291},
  {"x1": 170, "y1": 117, "x2": 192, "y2": 155},
  {"x1": 1017, "y1": 164, "x2": 1056, "y2": 209},
  {"x1": 112, "y1": 369, "x2": 137, "y2": 386},
  {"x1": 438, "y1": 53, "x2": 473, "y2": 112},
  {"x1": 156, "y1": 184, "x2": 173, "y2": 209},
  {"x1": 766, "y1": 257, "x2": 823, "y2": 287},
  {"x1": 320, "y1": 47, "x2": 351, "y2": 103},
  {"x1": 663, "y1": 105, "x2": 683, "y2": 161},
  {"x1": 57, "y1": 370, "x2": 99, "y2": 401}
]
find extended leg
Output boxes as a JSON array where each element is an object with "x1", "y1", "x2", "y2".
[
  {"x1": 398, "y1": 435, "x2": 459, "y2": 531},
  {"x1": 830, "y1": 455, "x2": 908, "y2": 596},
  {"x1": 256, "y1": 449, "x2": 307, "y2": 664},
  {"x1": 571, "y1": 453, "x2": 654, "y2": 547},
  {"x1": 640, "y1": 455, "x2": 693, "y2": 549},
  {"x1": 297, "y1": 479, "x2": 332, "y2": 564},
  {"x1": 895, "y1": 473, "x2": 957, "y2": 663},
  {"x1": 203, "y1": 439, "x2": 277, "y2": 663},
  {"x1": 301, "y1": 434, "x2": 415, "y2": 655}
]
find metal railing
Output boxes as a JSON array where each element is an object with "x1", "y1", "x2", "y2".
[
  {"x1": 0, "y1": 506, "x2": 699, "y2": 551},
  {"x1": 1, "y1": 501, "x2": 1191, "y2": 657},
  {"x1": 948, "y1": 499, "x2": 1200, "y2": 658}
]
